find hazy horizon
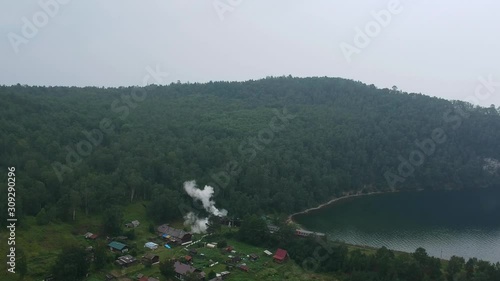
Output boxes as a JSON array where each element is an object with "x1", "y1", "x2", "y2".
[{"x1": 1, "y1": 0, "x2": 499, "y2": 106}]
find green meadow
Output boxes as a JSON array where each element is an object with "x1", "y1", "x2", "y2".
[{"x1": 0, "y1": 201, "x2": 335, "y2": 281}]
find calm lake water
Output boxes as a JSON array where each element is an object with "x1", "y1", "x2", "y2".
[{"x1": 294, "y1": 189, "x2": 500, "y2": 263}]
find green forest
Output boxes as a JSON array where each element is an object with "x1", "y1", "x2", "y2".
[
  {"x1": 1, "y1": 76, "x2": 500, "y2": 280},
  {"x1": 1, "y1": 77, "x2": 500, "y2": 223}
]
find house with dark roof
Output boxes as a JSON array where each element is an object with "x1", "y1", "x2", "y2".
[
  {"x1": 115, "y1": 255, "x2": 137, "y2": 267},
  {"x1": 108, "y1": 241, "x2": 128, "y2": 253},
  {"x1": 273, "y1": 248, "x2": 288, "y2": 263},
  {"x1": 226, "y1": 256, "x2": 242, "y2": 264},
  {"x1": 157, "y1": 224, "x2": 192, "y2": 245},
  {"x1": 173, "y1": 261, "x2": 205, "y2": 280},
  {"x1": 249, "y1": 253, "x2": 258, "y2": 261},
  {"x1": 142, "y1": 253, "x2": 160, "y2": 265}
]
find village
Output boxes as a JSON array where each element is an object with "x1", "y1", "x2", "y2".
[{"x1": 78, "y1": 217, "x2": 326, "y2": 281}]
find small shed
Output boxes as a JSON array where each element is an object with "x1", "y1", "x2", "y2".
[
  {"x1": 142, "y1": 253, "x2": 160, "y2": 265},
  {"x1": 273, "y1": 248, "x2": 288, "y2": 263},
  {"x1": 249, "y1": 253, "x2": 258, "y2": 261},
  {"x1": 115, "y1": 254, "x2": 137, "y2": 267},
  {"x1": 108, "y1": 241, "x2": 128, "y2": 253},
  {"x1": 84, "y1": 232, "x2": 97, "y2": 239},
  {"x1": 238, "y1": 264, "x2": 249, "y2": 272},
  {"x1": 144, "y1": 242, "x2": 159, "y2": 250},
  {"x1": 126, "y1": 220, "x2": 140, "y2": 228}
]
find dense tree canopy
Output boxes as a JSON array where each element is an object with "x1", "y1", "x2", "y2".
[
  {"x1": 51, "y1": 246, "x2": 90, "y2": 281},
  {"x1": 1, "y1": 77, "x2": 499, "y2": 225}
]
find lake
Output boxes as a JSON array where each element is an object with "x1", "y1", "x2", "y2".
[{"x1": 294, "y1": 189, "x2": 500, "y2": 262}]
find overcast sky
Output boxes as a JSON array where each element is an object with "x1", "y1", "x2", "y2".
[{"x1": 1, "y1": 0, "x2": 499, "y2": 106}]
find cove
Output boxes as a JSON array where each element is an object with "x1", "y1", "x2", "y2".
[{"x1": 294, "y1": 188, "x2": 500, "y2": 262}]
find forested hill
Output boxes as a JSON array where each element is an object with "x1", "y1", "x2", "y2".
[{"x1": 1, "y1": 77, "x2": 500, "y2": 223}]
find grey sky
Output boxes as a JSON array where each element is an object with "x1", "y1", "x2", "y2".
[{"x1": 1, "y1": 0, "x2": 499, "y2": 106}]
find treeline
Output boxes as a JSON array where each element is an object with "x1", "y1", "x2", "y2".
[
  {"x1": 233, "y1": 215, "x2": 500, "y2": 281},
  {"x1": 1, "y1": 77, "x2": 500, "y2": 225}
]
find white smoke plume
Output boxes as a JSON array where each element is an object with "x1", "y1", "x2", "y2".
[
  {"x1": 183, "y1": 180, "x2": 228, "y2": 216},
  {"x1": 182, "y1": 180, "x2": 228, "y2": 233},
  {"x1": 183, "y1": 212, "x2": 209, "y2": 234}
]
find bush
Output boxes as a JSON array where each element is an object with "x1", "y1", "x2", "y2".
[
  {"x1": 36, "y1": 208, "x2": 50, "y2": 225},
  {"x1": 71, "y1": 227, "x2": 80, "y2": 236},
  {"x1": 224, "y1": 231, "x2": 235, "y2": 239},
  {"x1": 129, "y1": 249, "x2": 137, "y2": 257},
  {"x1": 125, "y1": 229, "x2": 136, "y2": 240},
  {"x1": 217, "y1": 240, "x2": 227, "y2": 248}
]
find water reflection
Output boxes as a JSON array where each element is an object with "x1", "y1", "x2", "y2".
[{"x1": 295, "y1": 189, "x2": 500, "y2": 262}]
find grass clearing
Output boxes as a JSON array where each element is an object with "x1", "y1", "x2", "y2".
[{"x1": 0, "y1": 202, "x2": 337, "y2": 281}]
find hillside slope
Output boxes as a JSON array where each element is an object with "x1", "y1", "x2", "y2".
[{"x1": 1, "y1": 77, "x2": 500, "y2": 222}]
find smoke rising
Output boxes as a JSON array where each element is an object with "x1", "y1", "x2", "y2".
[
  {"x1": 183, "y1": 180, "x2": 228, "y2": 216},
  {"x1": 183, "y1": 212, "x2": 209, "y2": 233},
  {"x1": 182, "y1": 180, "x2": 227, "y2": 233}
]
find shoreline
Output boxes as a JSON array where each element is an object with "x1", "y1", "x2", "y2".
[{"x1": 288, "y1": 189, "x2": 397, "y2": 224}]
